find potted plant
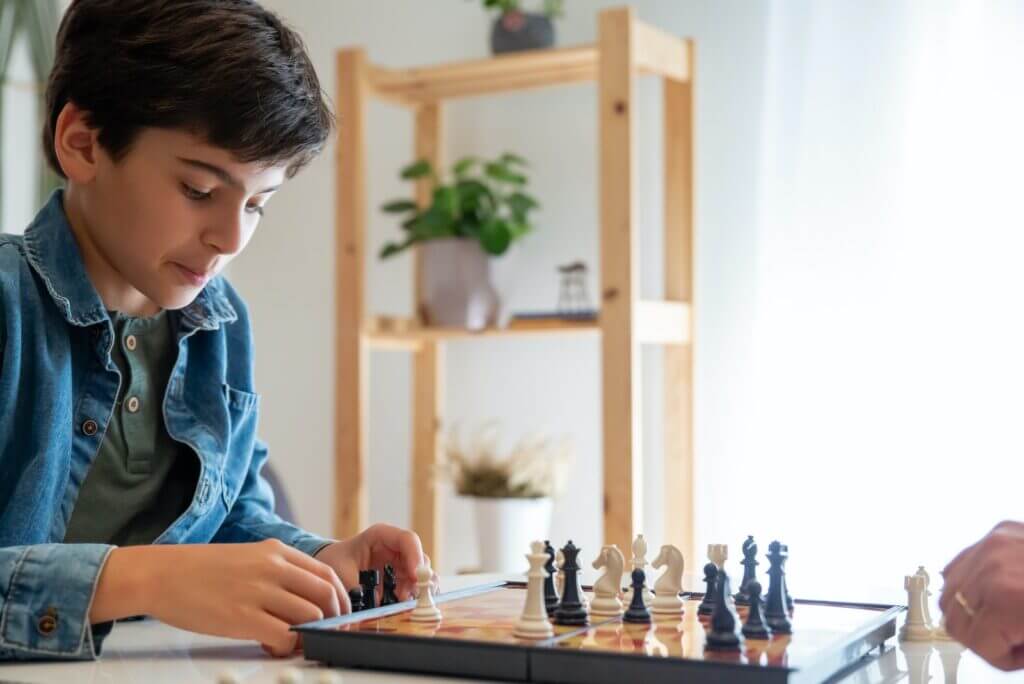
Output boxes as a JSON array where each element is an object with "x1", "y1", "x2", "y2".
[
  {"x1": 478, "y1": 0, "x2": 565, "y2": 54},
  {"x1": 440, "y1": 422, "x2": 571, "y2": 572},
  {"x1": 380, "y1": 153, "x2": 540, "y2": 330}
]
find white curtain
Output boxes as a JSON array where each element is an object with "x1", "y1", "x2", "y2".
[{"x1": 698, "y1": 0, "x2": 1024, "y2": 599}]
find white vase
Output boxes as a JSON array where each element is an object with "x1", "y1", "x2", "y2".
[
  {"x1": 418, "y1": 238, "x2": 501, "y2": 331},
  {"x1": 469, "y1": 496, "x2": 553, "y2": 573}
]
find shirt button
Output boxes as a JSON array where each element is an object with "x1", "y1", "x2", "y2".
[
  {"x1": 126, "y1": 396, "x2": 141, "y2": 413},
  {"x1": 82, "y1": 419, "x2": 98, "y2": 436},
  {"x1": 125, "y1": 334, "x2": 138, "y2": 351},
  {"x1": 37, "y1": 608, "x2": 58, "y2": 636}
]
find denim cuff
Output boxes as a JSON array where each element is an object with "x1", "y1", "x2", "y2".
[{"x1": 0, "y1": 544, "x2": 114, "y2": 660}]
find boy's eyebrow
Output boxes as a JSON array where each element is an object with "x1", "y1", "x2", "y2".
[{"x1": 177, "y1": 157, "x2": 281, "y2": 194}]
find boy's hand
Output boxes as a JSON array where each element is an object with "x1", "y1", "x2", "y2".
[
  {"x1": 315, "y1": 523, "x2": 438, "y2": 603},
  {"x1": 94, "y1": 540, "x2": 350, "y2": 656}
]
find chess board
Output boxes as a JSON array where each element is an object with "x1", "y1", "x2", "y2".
[{"x1": 295, "y1": 581, "x2": 902, "y2": 684}]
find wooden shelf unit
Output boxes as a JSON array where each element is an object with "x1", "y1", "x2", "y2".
[{"x1": 335, "y1": 6, "x2": 695, "y2": 568}]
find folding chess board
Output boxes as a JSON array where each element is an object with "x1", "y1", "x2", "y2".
[{"x1": 295, "y1": 581, "x2": 902, "y2": 684}]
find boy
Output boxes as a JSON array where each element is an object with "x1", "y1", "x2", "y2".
[{"x1": 0, "y1": 0, "x2": 430, "y2": 661}]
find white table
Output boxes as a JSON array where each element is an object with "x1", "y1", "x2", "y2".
[{"x1": 3, "y1": 574, "x2": 1023, "y2": 684}]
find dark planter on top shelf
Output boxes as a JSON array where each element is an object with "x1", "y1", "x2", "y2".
[{"x1": 491, "y1": 11, "x2": 555, "y2": 54}]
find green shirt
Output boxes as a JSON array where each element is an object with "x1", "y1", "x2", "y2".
[{"x1": 63, "y1": 310, "x2": 198, "y2": 546}]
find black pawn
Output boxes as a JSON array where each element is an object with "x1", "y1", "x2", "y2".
[
  {"x1": 741, "y1": 581, "x2": 772, "y2": 640},
  {"x1": 359, "y1": 569, "x2": 379, "y2": 610},
  {"x1": 623, "y1": 568, "x2": 652, "y2": 623},
  {"x1": 381, "y1": 564, "x2": 400, "y2": 606},
  {"x1": 543, "y1": 540, "x2": 560, "y2": 616},
  {"x1": 764, "y1": 541, "x2": 792, "y2": 634},
  {"x1": 733, "y1": 536, "x2": 759, "y2": 606},
  {"x1": 348, "y1": 586, "x2": 364, "y2": 612},
  {"x1": 553, "y1": 541, "x2": 588, "y2": 626},
  {"x1": 781, "y1": 543, "x2": 794, "y2": 614},
  {"x1": 705, "y1": 568, "x2": 743, "y2": 651},
  {"x1": 697, "y1": 562, "x2": 718, "y2": 616}
]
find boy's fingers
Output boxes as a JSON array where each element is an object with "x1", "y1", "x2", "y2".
[
  {"x1": 249, "y1": 613, "x2": 296, "y2": 657},
  {"x1": 279, "y1": 563, "x2": 341, "y2": 619},
  {"x1": 365, "y1": 524, "x2": 426, "y2": 578},
  {"x1": 278, "y1": 545, "x2": 347, "y2": 614},
  {"x1": 263, "y1": 590, "x2": 327, "y2": 626}
]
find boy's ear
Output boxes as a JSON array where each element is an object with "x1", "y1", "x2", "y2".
[{"x1": 53, "y1": 101, "x2": 101, "y2": 184}]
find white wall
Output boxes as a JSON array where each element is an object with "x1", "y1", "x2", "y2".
[
  {"x1": 1, "y1": 33, "x2": 40, "y2": 235},
  {"x1": 232, "y1": 0, "x2": 771, "y2": 574}
]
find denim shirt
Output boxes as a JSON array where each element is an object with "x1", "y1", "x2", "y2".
[{"x1": 0, "y1": 191, "x2": 331, "y2": 660}]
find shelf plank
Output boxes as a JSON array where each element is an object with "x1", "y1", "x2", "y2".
[{"x1": 364, "y1": 317, "x2": 600, "y2": 349}]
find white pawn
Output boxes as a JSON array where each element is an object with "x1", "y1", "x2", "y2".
[
  {"x1": 899, "y1": 640, "x2": 935, "y2": 684},
  {"x1": 900, "y1": 573, "x2": 934, "y2": 641},
  {"x1": 410, "y1": 564, "x2": 442, "y2": 622},
  {"x1": 632, "y1": 534, "x2": 654, "y2": 607},
  {"x1": 556, "y1": 549, "x2": 566, "y2": 598},
  {"x1": 590, "y1": 545, "x2": 625, "y2": 617},
  {"x1": 316, "y1": 672, "x2": 343, "y2": 684},
  {"x1": 277, "y1": 668, "x2": 304, "y2": 684},
  {"x1": 934, "y1": 638, "x2": 966, "y2": 684},
  {"x1": 216, "y1": 671, "x2": 242, "y2": 684},
  {"x1": 515, "y1": 541, "x2": 555, "y2": 639},
  {"x1": 651, "y1": 544, "x2": 685, "y2": 616}
]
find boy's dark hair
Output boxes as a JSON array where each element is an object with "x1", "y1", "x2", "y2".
[{"x1": 43, "y1": 0, "x2": 332, "y2": 179}]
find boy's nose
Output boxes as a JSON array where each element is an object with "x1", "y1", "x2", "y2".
[{"x1": 203, "y1": 210, "x2": 247, "y2": 256}]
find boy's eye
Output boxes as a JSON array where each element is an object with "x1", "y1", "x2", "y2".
[
  {"x1": 246, "y1": 204, "x2": 265, "y2": 217},
  {"x1": 182, "y1": 183, "x2": 211, "y2": 201}
]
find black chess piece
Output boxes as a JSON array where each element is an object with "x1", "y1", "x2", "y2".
[
  {"x1": 359, "y1": 569, "x2": 379, "y2": 610},
  {"x1": 733, "y1": 536, "x2": 758, "y2": 606},
  {"x1": 781, "y1": 543, "x2": 794, "y2": 614},
  {"x1": 764, "y1": 541, "x2": 792, "y2": 634},
  {"x1": 348, "y1": 586, "x2": 364, "y2": 612},
  {"x1": 705, "y1": 568, "x2": 744, "y2": 651},
  {"x1": 697, "y1": 562, "x2": 718, "y2": 616},
  {"x1": 741, "y1": 581, "x2": 772, "y2": 640},
  {"x1": 543, "y1": 540, "x2": 560, "y2": 616},
  {"x1": 623, "y1": 568, "x2": 652, "y2": 624},
  {"x1": 381, "y1": 564, "x2": 400, "y2": 606},
  {"x1": 553, "y1": 541, "x2": 588, "y2": 626}
]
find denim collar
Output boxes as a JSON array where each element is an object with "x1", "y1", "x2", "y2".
[{"x1": 22, "y1": 189, "x2": 236, "y2": 331}]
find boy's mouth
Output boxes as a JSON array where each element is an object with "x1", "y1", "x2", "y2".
[{"x1": 172, "y1": 262, "x2": 212, "y2": 287}]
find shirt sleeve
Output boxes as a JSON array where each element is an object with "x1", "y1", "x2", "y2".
[
  {"x1": 211, "y1": 439, "x2": 333, "y2": 557},
  {"x1": 0, "y1": 544, "x2": 115, "y2": 661}
]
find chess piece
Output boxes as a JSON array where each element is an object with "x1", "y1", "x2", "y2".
[
  {"x1": 705, "y1": 567, "x2": 743, "y2": 651},
  {"x1": 899, "y1": 640, "x2": 935, "y2": 684},
  {"x1": 734, "y1": 536, "x2": 758, "y2": 606},
  {"x1": 632, "y1": 534, "x2": 655, "y2": 606},
  {"x1": 697, "y1": 562, "x2": 718, "y2": 616},
  {"x1": 934, "y1": 638, "x2": 966, "y2": 684},
  {"x1": 741, "y1": 580, "x2": 771, "y2": 640},
  {"x1": 543, "y1": 540, "x2": 560, "y2": 616},
  {"x1": 708, "y1": 543, "x2": 728, "y2": 568},
  {"x1": 900, "y1": 572, "x2": 934, "y2": 641},
  {"x1": 764, "y1": 541, "x2": 792, "y2": 634},
  {"x1": 553, "y1": 541, "x2": 589, "y2": 626},
  {"x1": 359, "y1": 569, "x2": 379, "y2": 610},
  {"x1": 216, "y1": 671, "x2": 242, "y2": 684},
  {"x1": 348, "y1": 586, "x2": 364, "y2": 612},
  {"x1": 651, "y1": 544, "x2": 685, "y2": 616},
  {"x1": 410, "y1": 564, "x2": 442, "y2": 622},
  {"x1": 781, "y1": 543, "x2": 794, "y2": 614},
  {"x1": 381, "y1": 564, "x2": 400, "y2": 606},
  {"x1": 316, "y1": 673, "x2": 343, "y2": 684},
  {"x1": 915, "y1": 566, "x2": 936, "y2": 630},
  {"x1": 515, "y1": 541, "x2": 556, "y2": 639},
  {"x1": 591, "y1": 545, "x2": 625, "y2": 617},
  {"x1": 623, "y1": 568, "x2": 652, "y2": 623},
  {"x1": 277, "y1": 668, "x2": 303, "y2": 684},
  {"x1": 556, "y1": 549, "x2": 566, "y2": 599}
]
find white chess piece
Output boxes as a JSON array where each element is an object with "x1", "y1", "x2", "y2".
[
  {"x1": 590, "y1": 545, "x2": 625, "y2": 617},
  {"x1": 277, "y1": 668, "x2": 304, "y2": 684},
  {"x1": 410, "y1": 564, "x2": 442, "y2": 622},
  {"x1": 707, "y1": 543, "x2": 728, "y2": 569},
  {"x1": 933, "y1": 614, "x2": 955, "y2": 642},
  {"x1": 900, "y1": 573, "x2": 934, "y2": 641},
  {"x1": 316, "y1": 672, "x2": 343, "y2": 684},
  {"x1": 651, "y1": 544, "x2": 685, "y2": 616},
  {"x1": 515, "y1": 541, "x2": 555, "y2": 639},
  {"x1": 556, "y1": 549, "x2": 566, "y2": 598},
  {"x1": 899, "y1": 640, "x2": 935, "y2": 684},
  {"x1": 914, "y1": 566, "x2": 936, "y2": 630},
  {"x1": 632, "y1": 534, "x2": 654, "y2": 607},
  {"x1": 934, "y1": 638, "x2": 966, "y2": 684},
  {"x1": 216, "y1": 671, "x2": 242, "y2": 684}
]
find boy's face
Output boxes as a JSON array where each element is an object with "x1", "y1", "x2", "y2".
[{"x1": 81, "y1": 126, "x2": 286, "y2": 312}]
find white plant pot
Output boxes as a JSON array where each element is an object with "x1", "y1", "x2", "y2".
[
  {"x1": 469, "y1": 496, "x2": 553, "y2": 573},
  {"x1": 418, "y1": 238, "x2": 501, "y2": 331}
]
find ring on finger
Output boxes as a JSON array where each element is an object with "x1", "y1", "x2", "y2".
[{"x1": 954, "y1": 590, "x2": 977, "y2": 618}]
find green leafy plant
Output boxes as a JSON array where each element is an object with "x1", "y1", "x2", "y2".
[
  {"x1": 379, "y1": 153, "x2": 540, "y2": 259},
  {"x1": 479, "y1": 0, "x2": 565, "y2": 20}
]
